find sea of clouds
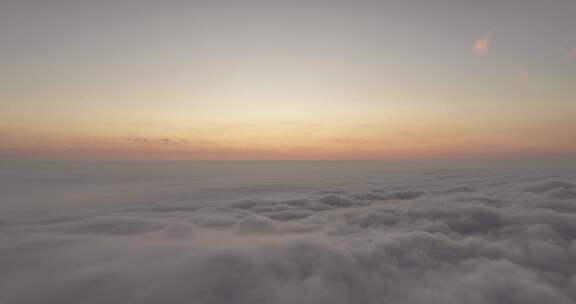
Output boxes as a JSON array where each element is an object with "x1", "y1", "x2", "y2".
[{"x1": 1, "y1": 161, "x2": 576, "y2": 304}]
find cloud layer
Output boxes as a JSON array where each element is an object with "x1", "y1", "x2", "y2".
[{"x1": 1, "y1": 166, "x2": 576, "y2": 304}]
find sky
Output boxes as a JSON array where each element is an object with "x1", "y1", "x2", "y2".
[{"x1": 0, "y1": 0, "x2": 575, "y2": 160}]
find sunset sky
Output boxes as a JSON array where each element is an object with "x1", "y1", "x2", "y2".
[{"x1": 1, "y1": 0, "x2": 575, "y2": 160}]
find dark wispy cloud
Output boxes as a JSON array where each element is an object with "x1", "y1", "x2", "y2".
[{"x1": 125, "y1": 137, "x2": 187, "y2": 146}]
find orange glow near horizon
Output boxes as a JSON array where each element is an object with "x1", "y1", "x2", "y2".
[{"x1": 2, "y1": 105, "x2": 575, "y2": 160}]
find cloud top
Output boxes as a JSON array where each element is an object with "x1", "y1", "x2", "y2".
[{"x1": 1, "y1": 167, "x2": 576, "y2": 304}]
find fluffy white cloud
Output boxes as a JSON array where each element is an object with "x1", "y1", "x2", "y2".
[{"x1": 1, "y1": 164, "x2": 576, "y2": 304}]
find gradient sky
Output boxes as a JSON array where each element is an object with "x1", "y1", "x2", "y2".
[{"x1": 1, "y1": 0, "x2": 575, "y2": 160}]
